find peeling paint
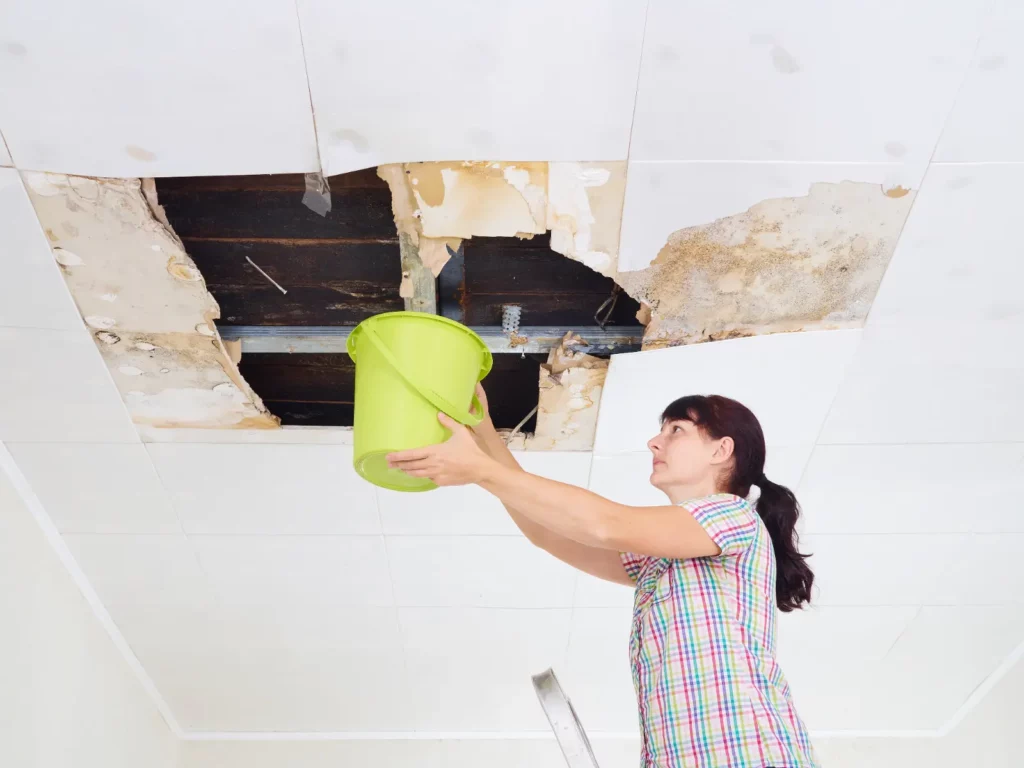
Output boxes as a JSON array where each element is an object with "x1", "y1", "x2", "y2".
[
  {"x1": 377, "y1": 160, "x2": 625, "y2": 280},
  {"x1": 23, "y1": 172, "x2": 277, "y2": 430},
  {"x1": 617, "y1": 181, "x2": 917, "y2": 347},
  {"x1": 546, "y1": 162, "x2": 626, "y2": 279}
]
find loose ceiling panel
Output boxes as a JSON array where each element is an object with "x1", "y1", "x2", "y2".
[
  {"x1": 935, "y1": 5, "x2": 1024, "y2": 161},
  {"x1": 0, "y1": 169, "x2": 80, "y2": 330},
  {"x1": 868, "y1": 163, "x2": 1024, "y2": 327},
  {"x1": 0, "y1": 1, "x2": 318, "y2": 177},
  {"x1": 629, "y1": 0, "x2": 987, "y2": 168},
  {"x1": 594, "y1": 330, "x2": 862, "y2": 454},
  {"x1": 296, "y1": 0, "x2": 648, "y2": 175}
]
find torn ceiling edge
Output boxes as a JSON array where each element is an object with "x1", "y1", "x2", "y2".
[
  {"x1": 378, "y1": 163, "x2": 917, "y2": 349},
  {"x1": 23, "y1": 172, "x2": 278, "y2": 430}
]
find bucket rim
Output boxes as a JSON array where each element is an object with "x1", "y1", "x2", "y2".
[{"x1": 346, "y1": 311, "x2": 493, "y2": 380}]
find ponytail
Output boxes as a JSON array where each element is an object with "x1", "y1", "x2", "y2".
[
  {"x1": 661, "y1": 395, "x2": 815, "y2": 612},
  {"x1": 755, "y1": 475, "x2": 813, "y2": 612}
]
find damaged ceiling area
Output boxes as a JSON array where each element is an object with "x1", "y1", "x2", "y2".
[{"x1": 25, "y1": 160, "x2": 917, "y2": 444}]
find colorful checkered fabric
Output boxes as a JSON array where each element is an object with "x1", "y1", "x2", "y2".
[{"x1": 621, "y1": 494, "x2": 818, "y2": 768}]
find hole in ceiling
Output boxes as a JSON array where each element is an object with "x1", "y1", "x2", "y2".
[{"x1": 155, "y1": 170, "x2": 639, "y2": 430}]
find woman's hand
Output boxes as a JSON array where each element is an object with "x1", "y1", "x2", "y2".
[{"x1": 387, "y1": 411, "x2": 498, "y2": 487}]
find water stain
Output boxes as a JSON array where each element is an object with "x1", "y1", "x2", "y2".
[
  {"x1": 166, "y1": 260, "x2": 202, "y2": 281},
  {"x1": 770, "y1": 45, "x2": 801, "y2": 74},
  {"x1": 884, "y1": 185, "x2": 910, "y2": 198},
  {"x1": 332, "y1": 128, "x2": 369, "y2": 153},
  {"x1": 616, "y1": 181, "x2": 916, "y2": 347},
  {"x1": 125, "y1": 145, "x2": 157, "y2": 162}
]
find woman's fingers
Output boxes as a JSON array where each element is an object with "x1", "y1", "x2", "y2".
[{"x1": 389, "y1": 458, "x2": 434, "y2": 471}]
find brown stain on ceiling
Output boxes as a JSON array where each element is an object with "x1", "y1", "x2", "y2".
[{"x1": 616, "y1": 181, "x2": 917, "y2": 348}]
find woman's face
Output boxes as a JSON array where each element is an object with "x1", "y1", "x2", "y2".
[{"x1": 647, "y1": 419, "x2": 728, "y2": 491}]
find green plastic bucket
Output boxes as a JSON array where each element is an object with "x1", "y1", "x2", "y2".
[{"x1": 346, "y1": 312, "x2": 493, "y2": 492}]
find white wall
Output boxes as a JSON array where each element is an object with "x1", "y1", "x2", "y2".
[{"x1": 0, "y1": 456, "x2": 179, "y2": 768}]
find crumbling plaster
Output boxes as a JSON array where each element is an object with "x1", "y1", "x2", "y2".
[{"x1": 23, "y1": 172, "x2": 277, "y2": 429}]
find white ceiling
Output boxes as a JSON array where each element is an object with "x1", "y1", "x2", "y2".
[{"x1": 1, "y1": 0, "x2": 1023, "y2": 744}]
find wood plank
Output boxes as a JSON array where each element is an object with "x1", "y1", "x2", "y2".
[
  {"x1": 184, "y1": 239, "x2": 400, "y2": 287},
  {"x1": 158, "y1": 186, "x2": 398, "y2": 239},
  {"x1": 263, "y1": 400, "x2": 354, "y2": 426},
  {"x1": 239, "y1": 354, "x2": 355, "y2": 403},
  {"x1": 212, "y1": 286, "x2": 403, "y2": 326}
]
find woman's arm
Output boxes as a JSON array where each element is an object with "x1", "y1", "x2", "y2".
[
  {"x1": 389, "y1": 406, "x2": 721, "y2": 562},
  {"x1": 470, "y1": 389, "x2": 634, "y2": 585}
]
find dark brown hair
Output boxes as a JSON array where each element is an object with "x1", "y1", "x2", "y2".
[{"x1": 662, "y1": 394, "x2": 813, "y2": 612}]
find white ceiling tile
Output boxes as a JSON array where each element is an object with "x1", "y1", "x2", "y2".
[
  {"x1": 62, "y1": 533, "x2": 210, "y2": 609},
  {"x1": 630, "y1": 0, "x2": 985, "y2": 165},
  {"x1": 618, "y1": 161, "x2": 922, "y2": 272},
  {"x1": 191, "y1": 535, "x2": 394, "y2": 608},
  {"x1": 144, "y1": 645, "x2": 411, "y2": 732},
  {"x1": 869, "y1": 164, "x2": 1024, "y2": 326},
  {"x1": 0, "y1": 131, "x2": 11, "y2": 166},
  {"x1": 378, "y1": 452, "x2": 590, "y2": 536},
  {"x1": 820, "y1": 323, "x2": 1024, "y2": 444},
  {"x1": 0, "y1": 169, "x2": 81, "y2": 330},
  {"x1": 387, "y1": 535, "x2": 577, "y2": 608},
  {"x1": 400, "y1": 607, "x2": 571, "y2": 730},
  {"x1": 800, "y1": 444, "x2": 1024, "y2": 534},
  {"x1": 595, "y1": 330, "x2": 862, "y2": 453},
  {"x1": 806, "y1": 533, "x2": 964, "y2": 606},
  {"x1": 0, "y1": 1, "x2": 317, "y2": 176},
  {"x1": 857, "y1": 606, "x2": 1024, "y2": 730},
  {"x1": 935, "y1": 12, "x2": 1024, "y2": 161},
  {"x1": 0, "y1": 328, "x2": 137, "y2": 443},
  {"x1": 146, "y1": 443, "x2": 379, "y2": 535},
  {"x1": 8, "y1": 442, "x2": 180, "y2": 533},
  {"x1": 563, "y1": 606, "x2": 639, "y2": 732},
  {"x1": 297, "y1": 0, "x2": 647, "y2": 174},
  {"x1": 928, "y1": 534, "x2": 1024, "y2": 605}
]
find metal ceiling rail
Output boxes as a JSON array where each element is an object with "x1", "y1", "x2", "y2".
[{"x1": 218, "y1": 325, "x2": 645, "y2": 355}]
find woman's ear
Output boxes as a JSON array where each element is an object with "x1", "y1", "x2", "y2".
[{"x1": 711, "y1": 436, "x2": 735, "y2": 465}]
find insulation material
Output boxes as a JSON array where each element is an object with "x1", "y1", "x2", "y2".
[
  {"x1": 23, "y1": 172, "x2": 277, "y2": 429},
  {"x1": 616, "y1": 181, "x2": 917, "y2": 348},
  {"x1": 527, "y1": 333, "x2": 608, "y2": 452}
]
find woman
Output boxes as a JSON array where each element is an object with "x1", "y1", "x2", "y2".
[{"x1": 388, "y1": 385, "x2": 819, "y2": 768}]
